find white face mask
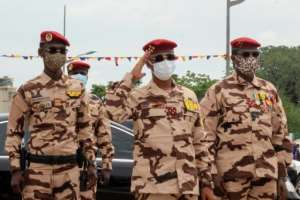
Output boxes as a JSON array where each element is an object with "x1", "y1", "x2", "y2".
[{"x1": 153, "y1": 60, "x2": 176, "y2": 81}]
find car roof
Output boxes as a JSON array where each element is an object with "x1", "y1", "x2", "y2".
[{"x1": 0, "y1": 113, "x2": 8, "y2": 121}]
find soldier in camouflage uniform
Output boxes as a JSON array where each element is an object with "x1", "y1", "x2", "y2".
[
  {"x1": 67, "y1": 61, "x2": 114, "y2": 200},
  {"x1": 5, "y1": 31, "x2": 97, "y2": 200},
  {"x1": 105, "y1": 39, "x2": 216, "y2": 200},
  {"x1": 200, "y1": 37, "x2": 292, "y2": 200}
]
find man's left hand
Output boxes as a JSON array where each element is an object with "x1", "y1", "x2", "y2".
[
  {"x1": 87, "y1": 164, "x2": 97, "y2": 189},
  {"x1": 99, "y1": 169, "x2": 112, "y2": 186},
  {"x1": 277, "y1": 178, "x2": 287, "y2": 200}
]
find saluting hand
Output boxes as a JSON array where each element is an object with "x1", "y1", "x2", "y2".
[{"x1": 131, "y1": 46, "x2": 155, "y2": 81}]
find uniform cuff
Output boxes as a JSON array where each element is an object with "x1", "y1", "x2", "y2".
[
  {"x1": 102, "y1": 160, "x2": 113, "y2": 170},
  {"x1": 85, "y1": 149, "x2": 96, "y2": 161},
  {"x1": 9, "y1": 158, "x2": 21, "y2": 173},
  {"x1": 199, "y1": 171, "x2": 213, "y2": 189},
  {"x1": 278, "y1": 162, "x2": 287, "y2": 178},
  {"x1": 121, "y1": 73, "x2": 134, "y2": 88}
]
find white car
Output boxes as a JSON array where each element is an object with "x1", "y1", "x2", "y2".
[{"x1": 287, "y1": 160, "x2": 300, "y2": 199}]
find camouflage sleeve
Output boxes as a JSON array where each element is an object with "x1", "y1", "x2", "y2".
[
  {"x1": 5, "y1": 87, "x2": 29, "y2": 173},
  {"x1": 271, "y1": 92, "x2": 293, "y2": 178},
  {"x1": 78, "y1": 90, "x2": 96, "y2": 161},
  {"x1": 193, "y1": 114, "x2": 214, "y2": 189},
  {"x1": 105, "y1": 73, "x2": 136, "y2": 123},
  {"x1": 96, "y1": 103, "x2": 114, "y2": 170},
  {"x1": 199, "y1": 85, "x2": 220, "y2": 186}
]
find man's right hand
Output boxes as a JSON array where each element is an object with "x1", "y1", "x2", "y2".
[
  {"x1": 11, "y1": 170, "x2": 24, "y2": 193},
  {"x1": 212, "y1": 174, "x2": 226, "y2": 197},
  {"x1": 201, "y1": 187, "x2": 217, "y2": 200},
  {"x1": 277, "y1": 178, "x2": 287, "y2": 200},
  {"x1": 131, "y1": 46, "x2": 155, "y2": 81}
]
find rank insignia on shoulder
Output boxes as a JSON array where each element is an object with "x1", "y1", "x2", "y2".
[
  {"x1": 184, "y1": 99, "x2": 200, "y2": 112},
  {"x1": 67, "y1": 90, "x2": 82, "y2": 98}
]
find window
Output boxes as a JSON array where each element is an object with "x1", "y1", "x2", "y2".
[{"x1": 110, "y1": 122, "x2": 133, "y2": 160}]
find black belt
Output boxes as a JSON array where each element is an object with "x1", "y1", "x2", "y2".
[{"x1": 27, "y1": 153, "x2": 77, "y2": 165}]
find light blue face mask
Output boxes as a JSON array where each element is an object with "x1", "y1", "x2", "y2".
[{"x1": 71, "y1": 74, "x2": 88, "y2": 87}]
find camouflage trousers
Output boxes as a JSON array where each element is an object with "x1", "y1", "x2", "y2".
[
  {"x1": 135, "y1": 193, "x2": 198, "y2": 200},
  {"x1": 22, "y1": 163, "x2": 80, "y2": 200},
  {"x1": 215, "y1": 177, "x2": 276, "y2": 200}
]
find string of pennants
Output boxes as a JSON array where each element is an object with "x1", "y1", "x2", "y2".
[{"x1": 0, "y1": 53, "x2": 228, "y2": 66}]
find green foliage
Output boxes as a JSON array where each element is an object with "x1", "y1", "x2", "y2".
[
  {"x1": 91, "y1": 84, "x2": 106, "y2": 99},
  {"x1": 258, "y1": 46, "x2": 300, "y2": 104},
  {"x1": 172, "y1": 70, "x2": 217, "y2": 99},
  {"x1": 281, "y1": 94, "x2": 300, "y2": 138},
  {"x1": 257, "y1": 46, "x2": 300, "y2": 135}
]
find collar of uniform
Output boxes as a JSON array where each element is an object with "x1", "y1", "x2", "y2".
[
  {"x1": 147, "y1": 79, "x2": 183, "y2": 97},
  {"x1": 41, "y1": 72, "x2": 53, "y2": 84},
  {"x1": 41, "y1": 72, "x2": 67, "y2": 86},
  {"x1": 233, "y1": 72, "x2": 262, "y2": 88}
]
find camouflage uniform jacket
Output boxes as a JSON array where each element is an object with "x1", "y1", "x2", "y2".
[
  {"x1": 5, "y1": 73, "x2": 95, "y2": 173},
  {"x1": 88, "y1": 93, "x2": 114, "y2": 170},
  {"x1": 105, "y1": 73, "x2": 212, "y2": 194},
  {"x1": 200, "y1": 72, "x2": 292, "y2": 181}
]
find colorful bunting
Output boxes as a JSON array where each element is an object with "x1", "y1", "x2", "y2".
[{"x1": 0, "y1": 53, "x2": 228, "y2": 66}]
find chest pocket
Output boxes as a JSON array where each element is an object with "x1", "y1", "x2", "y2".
[
  {"x1": 64, "y1": 98, "x2": 81, "y2": 124},
  {"x1": 31, "y1": 98, "x2": 53, "y2": 121},
  {"x1": 221, "y1": 105, "x2": 248, "y2": 126}
]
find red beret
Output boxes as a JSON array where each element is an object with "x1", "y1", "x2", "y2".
[
  {"x1": 231, "y1": 37, "x2": 261, "y2": 49},
  {"x1": 143, "y1": 39, "x2": 177, "y2": 53},
  {"x1": 67, "y1": 61, "x2": 90, "y2": 72},
  {"x1": 40, "y1": 31, "x2": 70, "y2": 46}
]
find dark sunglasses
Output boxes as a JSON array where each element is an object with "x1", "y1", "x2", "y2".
[
  {"x1": 152, "y1": 54, "x2": 177, "y2": 63},
  {"x1": 238, "y1": 51, "x2": 260, "y2": 58},
  {"x1": 45, "y1": 47, "x2": 68, "y2": 55}
]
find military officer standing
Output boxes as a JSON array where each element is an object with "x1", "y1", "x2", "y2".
[
  {"x1": 5, "y1": 31, "x2": 97, "y2": 200},
  {"x1": 200, "y1": 37, "x2": 292, "y2": 200},
  {"x1": 67, "y1": 60, "x2": 114, "y2": 200},
  {"x1": 105, "y1": 39, "x2": 215, "y2": 200}
]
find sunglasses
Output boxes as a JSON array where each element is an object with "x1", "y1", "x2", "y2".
[
  {"x1": 151, "y1": 54, "x2": 177, "y2": 63},
  {"x1": 45, "y1": 47, "x2": 68, "y2": 55},
  {"x1": 237, "y1": 51, "x2": 260, "y2": 58}
]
